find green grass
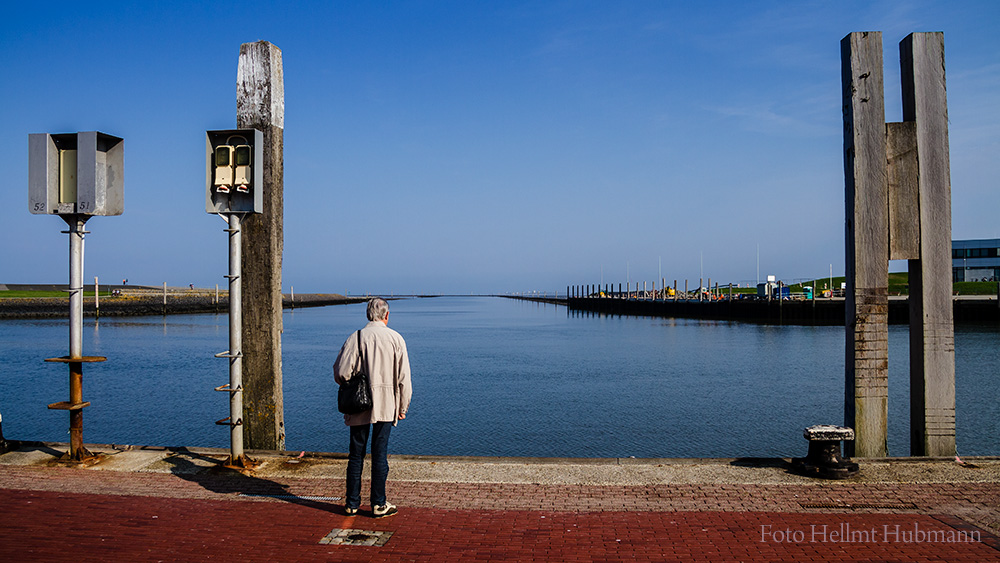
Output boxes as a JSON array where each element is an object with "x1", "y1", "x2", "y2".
[
  {"x1": 0, "y1": 290, "x2": 110, "y2": 298},
  {"x1": 787, "y1": 272, "x2": 999, "y2": 296},
  {"x1": 954, "y1": 281, "x2": 1000, "y2": 295}
]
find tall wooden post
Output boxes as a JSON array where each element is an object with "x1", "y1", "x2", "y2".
[
  {"x1": 237, "y1": 41, "x2": 285, "y2": 451},
  {"x1": 842, "y1": 32, "x2": 889, "y2": 457},
  {"x1": 901, "y1": 33, "x2": 956, "y2": 456},
  {"x1": 842, "y1": 31, "x2": 956, "y2": 458}
]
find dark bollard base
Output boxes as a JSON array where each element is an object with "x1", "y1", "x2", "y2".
[
  {"x1": 792, "y1": 425, "x2": 861, "y2": 480},
  {"x1": 791, "y1": 456, "x2": 860, "y2": 480},
  {"x1": 792, "y1": 439, "x2": 860, "y2": 479}
]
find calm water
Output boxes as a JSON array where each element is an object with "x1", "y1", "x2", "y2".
[{"x1": 0, "y1": 297, "x2": 996, "y2": 458}]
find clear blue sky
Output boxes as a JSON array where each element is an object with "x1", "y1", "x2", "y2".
[{"x1": 2, "y1": 1, "x2": 997, "y2": 294}]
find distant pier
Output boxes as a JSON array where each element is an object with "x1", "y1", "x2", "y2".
[{"x1": 507, "y1": 295, "x2": 1000, "y2": 325}]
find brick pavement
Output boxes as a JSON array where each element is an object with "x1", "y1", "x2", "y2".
[{"x1": 1, "y1": 448, "x2": 999, "y2": 562}]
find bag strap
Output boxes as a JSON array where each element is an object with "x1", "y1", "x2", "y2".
[{"x1": 356, "y1": 330, "x2": 364, "y2": 372}]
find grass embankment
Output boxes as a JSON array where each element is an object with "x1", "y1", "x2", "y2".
[
  {"x1": 792, "y1": 273, "x2": 998, "y2": 296},
  {"x1": 682, "y1": 272, "x2": 998, "y2": 297},
  {"x1": 785, "y1": 274, "x2": 907, "y2": 294},
  {"x1": 0, "y1": 291, "x2": 110, "y2": 298}
]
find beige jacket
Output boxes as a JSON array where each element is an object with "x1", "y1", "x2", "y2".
[{"x1": 334, "y1": 320, "x2": 412, "y2": 426}]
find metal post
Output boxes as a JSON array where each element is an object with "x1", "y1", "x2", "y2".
[
  {"x1": 67, "y1": 217, "x2": 85, "y2": 458},
  {"x1": 94, "y1": 276, "x2": 99, "y2": 320},
  {"x1": 69, "y1": 217, "x2": 85, "y2": 359},
  {"x1": 216, "y1": 213, "x2": 245, "y2": 465},
  {"x1": 229, "y1": 213, "x2": 243, "y2": 463},
  {"x1": 45, "y1": 215, "x2": 104, "y2": 462}
]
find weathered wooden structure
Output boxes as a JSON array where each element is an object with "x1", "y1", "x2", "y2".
[
  {"x1": 236, "y1": 41, "x2": 286, "y2": 451},
  {"x1": 842, "y1": 32, "x2": 955, "y2": 457}
]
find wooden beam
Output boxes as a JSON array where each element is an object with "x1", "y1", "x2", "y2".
[
  {"x1": 237, "y1": 41, "x2": 286, "y2": 451},
  {"x1": 900, "y1": 32, "x2": 956, "y2": 457},
  {"x1": 841, "y1": 32, "x2": 888, "y2": 458},
  {"x1": 886, "y1": 121, "x2": 920, "y2": 260}
]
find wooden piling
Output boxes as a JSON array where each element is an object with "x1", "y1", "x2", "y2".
[
  {"x1": 842, "y1": 32, "x2": 889, "y2": 457},
  {"x1": 901, "y1": 33, "x2": 955, "y2": 456},
  {"x1": 237, "y1": 41, "x2": 286, "y2": 451}
]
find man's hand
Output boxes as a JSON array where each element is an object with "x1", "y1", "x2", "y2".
[{"x1": 398, "y1": 412, "x2": 406, "y2": 420}]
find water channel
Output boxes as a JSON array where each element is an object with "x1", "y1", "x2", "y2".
[{"x1": 0, "y1": 296, "x2": 995, "y2": 458}]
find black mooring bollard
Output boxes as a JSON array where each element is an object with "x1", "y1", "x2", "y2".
[{"x1": 792, "y1": 424, "x2": 860, "y2": 479}]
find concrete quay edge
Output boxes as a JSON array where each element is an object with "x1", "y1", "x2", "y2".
[{"x1": 2, "y1": 441, "x2": 998, "y2": 486}]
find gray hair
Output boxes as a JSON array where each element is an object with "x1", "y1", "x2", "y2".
[{"x1": 366, "y1": 297, "x2": 390, "y2": 321}]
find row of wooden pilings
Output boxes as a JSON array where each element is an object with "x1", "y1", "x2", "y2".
[{"x1": 568, "y1": 278, "x2": 743, "y2": 301}]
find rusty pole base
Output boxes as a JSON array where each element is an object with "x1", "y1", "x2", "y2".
[
  {"x1": 45, "y1": 356, "x2": 106, "y2": 467},
  {"x1": 0, "y1": 421, "x2": 12, "y2": 455},
  {"x1": 222, "y1": 454, "x2": 260, "y2": 473},
  {"x1": 53, "y1": 447, "x2": 103, "y2": 466}
]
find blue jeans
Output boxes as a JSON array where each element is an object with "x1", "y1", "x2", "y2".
[{"x1": 346, "y1": 421, "x2": 392, "y2": 508}]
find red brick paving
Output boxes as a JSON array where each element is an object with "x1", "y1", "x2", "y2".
[{"x1": 1, "y1": 465, "x2": 998, "y2": 562}]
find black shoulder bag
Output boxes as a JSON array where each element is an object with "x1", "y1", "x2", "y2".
[{"x1": 338, "y1": 330, "x2": 373, "y2": 414}]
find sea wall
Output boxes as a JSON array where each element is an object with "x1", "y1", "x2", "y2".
[
  {"x1": 565, "y1": 296, "x2": 1000, "y2": 325},
  {"x1": 0, "y1": 293, "x2": 366, "y2": 319}
]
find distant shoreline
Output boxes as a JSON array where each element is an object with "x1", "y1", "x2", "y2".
[{"x1": 0, "y1": 291, "x2": 368, "y2": 319}]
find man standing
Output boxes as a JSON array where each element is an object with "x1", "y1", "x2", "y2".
[{"x1": 334, "y1": 297, "x2": 412, "y2": 517}]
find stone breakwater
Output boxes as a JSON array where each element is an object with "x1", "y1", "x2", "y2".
[
  {"x1": 562, "y1": 295, "x2": 1000, "y2": 325},
  {"x1": 0, "y1": 293, "x2": 366, "y2": 319}
]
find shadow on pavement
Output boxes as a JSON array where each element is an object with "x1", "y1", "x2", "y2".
[
  {"x1": 161, "y1": 447, "x2": 345, "y2": 515},
  {"x1": 729, "y1": 457, "x2": 794, "y2": 470}
]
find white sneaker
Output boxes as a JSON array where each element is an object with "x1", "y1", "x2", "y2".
[{"x1": 372, "y1": 502, "x2": 397, "y2": 518}]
